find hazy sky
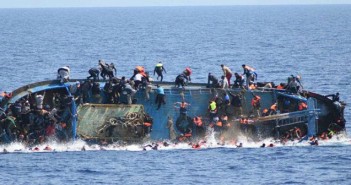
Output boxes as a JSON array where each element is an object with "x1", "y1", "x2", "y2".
[{"x1": 1, "y1": 0, "x2": 350, "y2": 8}]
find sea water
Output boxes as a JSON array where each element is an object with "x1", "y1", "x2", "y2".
[{"x1": 0, "y1": 5, "x2": 351, "y2": 184}]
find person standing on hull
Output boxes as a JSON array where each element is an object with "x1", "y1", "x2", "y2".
[
  {"x1": 87, "y1": 67, "x2": 100, "y2": 81},
  {"x1": 221, "y1": 64, "x2": 233, "y2": 87},
  {"x1": 98, "y1": 60, "x2": 116, "y2": 80},
  {"x1": 175, "y1": 67, "x2": 192, "y2": 88},
  {"x1": 242, "y1": 64, "x2": 256, "y2": 89},
  {"x1": 207, "y1": 73, "x2": 219, "y2": 88},
  {"x1": 154, "y1": 61, "x2": 166, "y2": 82},
  {"x1": 109, "y1": 63, "x2": 117, "y2": 78},
  {"x1": 57, "y1": 66, "x2": 70, "y2": 83}
]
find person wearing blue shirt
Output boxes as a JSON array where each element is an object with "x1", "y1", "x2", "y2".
[{"x1": 155, "y1": 85, "x2": 165, "y2": 110}]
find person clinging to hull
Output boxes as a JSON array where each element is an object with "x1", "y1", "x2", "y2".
[
  {"x1": 154, "y1": 61, "x2": 166, "y2": 82},
  {"x1": 155, "y1": 84, "x2": 166, "y2": 110},
  {"x1": 250, "y1": 95, "x2": 261, "y2": 117}
]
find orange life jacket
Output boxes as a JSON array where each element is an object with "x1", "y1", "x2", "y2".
[
  {"x1": 144, "y1": 122, "x2": 152, "y2": 127},
  {"x1": 251, "y1": 96, "x2": 261, "y2": 107},
  {"x1": 216, "y1": 121, "x2": 223, "y2": 127},
  {"x1": 270, "y1": 103, "x2": 277, "y2": 111},
  {"x1": 193, "y1": 117, "x2": 203, "y2": 127},
  {"x1": 263, "y1": 109, "x2": 269, "y2": 114},
  {"x1": 298, "y1": 102, "x2": 307, "y2": 110},
  {"x1": 277, "y1": 85, "x2": 285, "y2": 90}
]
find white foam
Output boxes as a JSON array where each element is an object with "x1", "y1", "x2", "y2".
[{"x1": 0, "y1": 134, "x2": 350, "y2": 153}]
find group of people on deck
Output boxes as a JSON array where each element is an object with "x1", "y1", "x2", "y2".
[{"x1": 1, "y1": 59, "x2": 342, "y2": 147}]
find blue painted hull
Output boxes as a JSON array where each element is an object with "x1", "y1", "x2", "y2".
[{"x1": 0, "y1": 79, "x2": 346, "y2": 143}]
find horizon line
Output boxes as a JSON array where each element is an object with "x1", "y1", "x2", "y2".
[{"x1": 1, "y1": 3, "x2": 350, "y2": 9}]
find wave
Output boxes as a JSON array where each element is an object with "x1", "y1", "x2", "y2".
[{"x1": 0, "y1": 133, "x2": 350, "y2": 154}]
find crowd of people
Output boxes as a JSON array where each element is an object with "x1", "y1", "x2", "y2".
[
  {"x1": 0, "y1": 60, "x2": 342, "y2": 146},
  {"x1": 0, "y1": 91, "x2": 74, "y2": 145}
]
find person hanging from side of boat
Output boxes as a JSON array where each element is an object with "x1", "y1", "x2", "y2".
[
  {"x1": 208, "y1": 100, "x2": 217, "y2": 121},
  {"x1": 167, "y1": 116, "x2": 177, "y2": 141},
  {"x1": 154, "y1": 61, "x2": 166, "y2": 82},
  {"x1": 57, "y1": 66, "x2": 70, "y2": 83},
  {"x1": 221, "y1": 64, "x2": 233, "y2": 87},
  {"x1": 250, "y1": 94, "x2": 261, "y2": 117},
  {"x1": 155, "y1": 84, "x2": 166, "y2": 110},
  {"x1": 229, "y1": 92, "x2": 242, "y2": 118},
  {"x1": 193, "y1": 116, "x2": 205, "y2": 138},
  {"x1": 174, "y1": 101, "x2": 191, "y2": 124},
  {"x1": 268, "y1": 103, "x2": 278, "y2": 115}
]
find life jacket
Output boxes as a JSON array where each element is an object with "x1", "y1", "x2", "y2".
[
  {"x1": 251, "y1": 96, "x2": 261, "y2": 108},
  {"x1": 277, "y1": 85, "x2": 285, "y2": 90},
  {"x1": 263, "y1": 109, "x2": 269, "y2": 114},
  {"x1": 270, "y1": 103, "x2": 277, "y2": 111},
  {"x1": 209, "y1": 101, "x2": 217, "y2": 112},
  {"x1": 216, "y1": 121, "x2": 223, "y2": 127},
  {"x1": 192, "y1": 144, "x2": 201, "y2": 149},
  {"x1": 240, "y1": 118, "x2": 248, "y2": 124},
  {"x1": 144, "y1": 122, "x2": 152, "y2": 127},
  {"x1": 298, "y1": 102, "x2": 308, "y2": 110},
  {"x1": 61, "y1": 122, "x2": 67, "y2": 129},
  {"x1": 184, "y1": 133, "x2": 192, "y2": 137},
  {"x1": 193, "y1": 117, "x2": 203, "y2": 127},
  {"x1": 155, "y1": 63, "x2": 163, "y2": 71}
]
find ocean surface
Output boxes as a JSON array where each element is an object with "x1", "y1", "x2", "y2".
[{"x1": 0, "y1": 5, "x2": 351, "y2": 184}]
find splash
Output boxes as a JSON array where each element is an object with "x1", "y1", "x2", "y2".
[{"x1": 0, "y1": 134, "x2": 350, "y2": 154}]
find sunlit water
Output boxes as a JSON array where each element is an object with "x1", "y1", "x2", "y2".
[{"x1": 0, "y1": 5, "x2": 351, "y2": 184}]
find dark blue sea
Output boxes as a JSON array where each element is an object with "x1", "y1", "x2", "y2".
[{"x1": 1, "y1": 5, "x2": 351, "y2": 184}]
